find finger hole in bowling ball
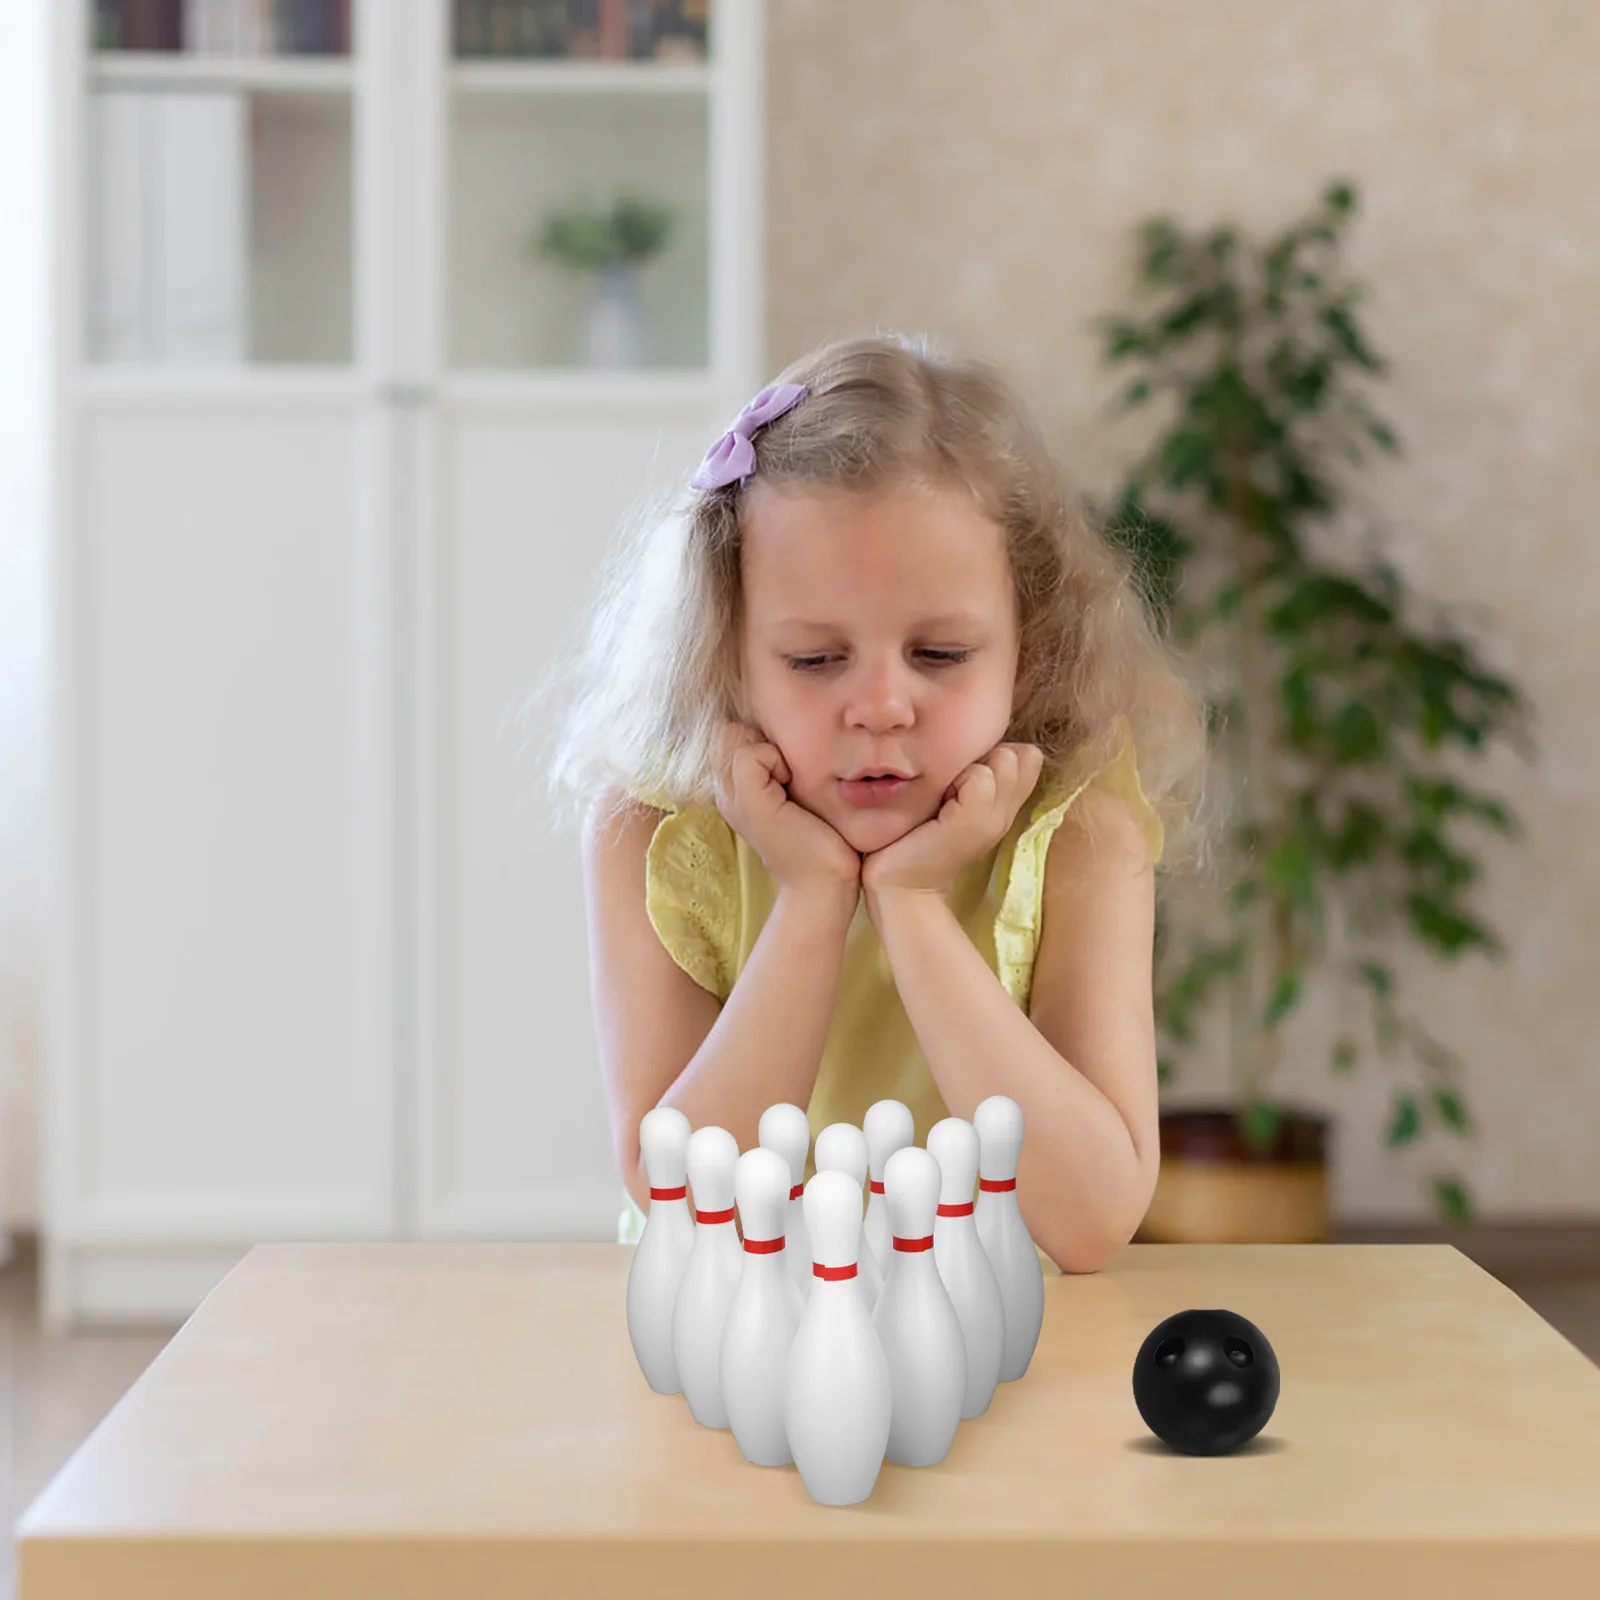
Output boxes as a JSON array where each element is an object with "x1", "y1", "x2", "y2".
[
  {"x1": 1223, "y1": 1337, "x2": 1253, "y2": 1368},
  {"x1": 1154, "y1": 1337, "x2": 1184, "y2": 1368}
]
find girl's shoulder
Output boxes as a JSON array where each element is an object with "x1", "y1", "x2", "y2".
[
  {"x1": 994, "y1": 720, "x2": 1162, "y2": 1010},
  {"x1": 1039, "y1": 718, "x2": 1164, "y2": 862},
  {"x1": 1008, "y1": 716, "x2": 1162, "y2": 866}
]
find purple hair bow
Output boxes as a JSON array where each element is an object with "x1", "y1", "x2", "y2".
[{"x1": 690, "y1": 382, "x2": 808, "y2": 491}]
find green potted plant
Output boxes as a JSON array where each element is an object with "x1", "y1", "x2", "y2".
[
  {"x1": 533, "y1": 191, "x2": 678, "y2": 368},
  {"x1": 1095, "y1": 180, "x2": 1536, "y2": 1240}
]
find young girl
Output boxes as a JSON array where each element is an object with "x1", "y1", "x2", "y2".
[{"x1": 541, "y1": 332, "x2": 1209, "y2": 1275}]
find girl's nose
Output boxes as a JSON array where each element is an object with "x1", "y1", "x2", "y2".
[{"x1": 843, "y1": 656, "x2": 915, "y2": 732}]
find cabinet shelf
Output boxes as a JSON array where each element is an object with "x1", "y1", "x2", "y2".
[
  {"x1": 88, "y1": 54, "x2": 712, "y2": 99},
  {"x1": 450, "y1": 60, "x2": 709, "y2": 96},
  {"x1": 90, "y1": 52, "x2": 355, "y2": 96},
  {"x1": 76, "y1": 365, "x2": 720, "y2": 411}
]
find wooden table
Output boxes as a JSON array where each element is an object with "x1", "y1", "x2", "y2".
[{"x1": 16, "y1": 1241, "x2": 1600, "y2": 1598}]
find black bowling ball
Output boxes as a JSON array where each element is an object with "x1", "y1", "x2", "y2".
[{"x1": 1132, "y1": 1308, "x2": 1280, "y2": 1455}]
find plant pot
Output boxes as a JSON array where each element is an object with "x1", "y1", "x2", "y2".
[
  {"x1": 1137, "y1": 1106, "x2": 1332, "y2": 1244},
  {"x1": 585, "y1": 262, "x2": 645, "y2": 368}
]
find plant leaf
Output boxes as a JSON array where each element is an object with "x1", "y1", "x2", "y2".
[
  {"x1": 1431, "y1": 1087, "x2": 1471, "y2": 1134},
  {"x1": 1385, "y1": 1093, "x2": 1421, "y2": 1147},
  {"x1": 1432, "y1": 1174, "x2": 1473, "y2": 1224},
  {"x1": 1404, "y1": 893, "x2": 1500, "y2": 958},
  {"x1": 1261, "y1": 967, "x2": 1302, "y2": 1028},
  {"x1": 1159, "y1": 429, "x2": 1215, "y2": 489},
  {"x1": 1242, "y1": 1099, "x2": 1281, "y2": 1148},
  {"x1": 1354, "y1": 960, "x2": 1393, "y2": 998}
]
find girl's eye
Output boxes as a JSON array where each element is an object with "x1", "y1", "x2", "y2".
[{"x1": 787, "y1": 649, "x2": 972, "y2": 672}]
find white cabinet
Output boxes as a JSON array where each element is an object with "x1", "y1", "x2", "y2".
[{"x1": 46, "y1": 0, "x2": 763, "y2": 1329}]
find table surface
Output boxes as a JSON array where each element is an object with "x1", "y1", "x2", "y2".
[{"x1": 15, "y1": 1241, "x2": 1600, "y2": 1600}]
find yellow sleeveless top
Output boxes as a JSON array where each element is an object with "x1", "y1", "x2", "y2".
[{"x1": 614, "y1": 718, "x2": 1164, "y2": 1276}]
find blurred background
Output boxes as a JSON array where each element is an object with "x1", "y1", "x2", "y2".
[{"x1": 0, "y1": 0, "x2": 1597, "y2": 1340}]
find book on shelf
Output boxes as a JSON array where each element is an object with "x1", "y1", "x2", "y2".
[
  {"x1": 94, "y1": 0, "x2": 351, "y2": 56},
  {"x1": 95, "y1": 0, "x2": 182, "y2": 51},
  {"x1": 452, "y1": 0, "x2": 707, "y2": 61}
]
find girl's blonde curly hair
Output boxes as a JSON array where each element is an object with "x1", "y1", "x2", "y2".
[{"x1": 531, "y1": 331, "x2": 1215, "y2": 874}]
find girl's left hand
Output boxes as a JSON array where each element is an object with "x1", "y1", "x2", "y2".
[{"x1": 862, "y1": 742, "x2": 1045, "y2": 904}]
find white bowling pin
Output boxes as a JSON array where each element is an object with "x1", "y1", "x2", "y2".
[
  {"x1": 974, "y1": 1094, "x2": 1046, "y2": 1382},
  {"x1": 927, "y1": 1116, "x2": 1005, "y2": 1419},
  {"x1": 813, "y1": 1122, "x2": 883, "y2": 1313},
  {"x1": 720, "y1": 1147, "x2": 806, "y2": 1466},
  {"x1": 862, "y1": 1099, "x2": 914, "y2": 1273},
  {"x1": 872, "y1": 1145, "x2": 966, "y2": 1467},
  {"x1": 624, "y1": 1106, "x2": 696, "y2": 1394},
  {"x1": 671, "y1": 1126, "x2": 744, "y2": 1428},
  {"x1": 783, "y1": 1170, "x2": 892, "y2": 1507},
  {"x1": 758, "y1": 1102, "x2": 812, "y2": 1304}
]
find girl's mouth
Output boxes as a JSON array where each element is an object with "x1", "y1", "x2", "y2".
[{"x1": 838, "y1": 776, "x2": 913, "y2": 807}]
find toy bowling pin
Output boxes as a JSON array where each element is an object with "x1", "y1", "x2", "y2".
[
  {"x1": 758, "y1": 1102, "x2": 813, "y2": 1304},
  {"x1": 862, "y1": 1098, "x2": 914, "y2": 1273},
  {"x1": 872, "y1": 1145, "x2": 966, "y2": 1466},
  {"x1": 926, "y1": 1116, "x2": 1005, "y2": 1418},
  {"x1": 783, "y1": 1170, "x2": 892, "y2": 1506},
  {"x1": 974, "y1": 1093, "x2": 1045, "y2": 1381},
  {"x1": 720, "y1": 1147, "x2": 806, "y2": 1466},
  {"x1": 671, "y1": 1125, "x2": 744, "y2": 1427},
  {"x1": 624, "y1": 1106, "x2": 696, "y2": 1394},
  {"x1": 813, "y1": 1122, "x2": 883, "y2": 1313}
]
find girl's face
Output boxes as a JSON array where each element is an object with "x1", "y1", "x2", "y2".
[{"x1": 738, "y1": 479, "x2": 1027, "y2": 856}]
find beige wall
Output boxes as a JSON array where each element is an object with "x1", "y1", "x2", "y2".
[{"x1": 766, "y1": 0, "x2": 1600, "y2": 1221}]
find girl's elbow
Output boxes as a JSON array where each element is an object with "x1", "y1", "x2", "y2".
[
  {"x1": 1050, "y1": 1189, "x2": 1150, "y2": 1275},
  {"x1": 616, "y1": 1134, "x2": 650, "y2": 1217},
  {"x1": 1051, "y1": 1231, "x2": 1131, "y2": 1275}
]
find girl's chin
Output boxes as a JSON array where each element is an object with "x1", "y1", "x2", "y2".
[
  {"x1": 787, "y1": 785, "x2": 935, "y2": 852},
  {"x1": 831, "y1": 806, "x2": 928, "y2": 854}
]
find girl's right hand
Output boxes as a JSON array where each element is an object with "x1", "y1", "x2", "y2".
[{"x1": 713, "y1": 723, "x2": 861, "y2": 900}]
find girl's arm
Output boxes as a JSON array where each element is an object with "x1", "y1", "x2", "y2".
[
  {"x1": 866, "y1": 786, "x2": 1161, "y2": 1273},
  {"x1": 583, "y1": 799, "x2": 858, "y2": 1215}
]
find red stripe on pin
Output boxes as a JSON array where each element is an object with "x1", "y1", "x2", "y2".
[
  {"x1": 894, "y1": 1235, "x2": 934, "y2": 1252},
  {"x1": 813, "y1": 1262, "x2": 858, "y2": 1280},
  {"x1": 978, "y1": 1177, "x2": 1017, "y2": 1192},
  {"x1": 937, "y1": 1202, "x2": 974, "y2": 1217},
  {"x1": 649, "y1": 1185, "x2": 686, "y2": 1201},
  {"x1": 869, "y1": 1181, "x2": 885, "y2": 1194},
  {"x1": 696, "y1": 1206, "x2": 735, "y2": 1225},
  {"x1": 789, "y1": 1185, "x2": 803, "y2": 1201},
  {"x1": 744, "y1": 1236, "x2": 784, "y2": 1254}
]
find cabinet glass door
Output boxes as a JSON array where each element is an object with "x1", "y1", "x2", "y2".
[
  {"x1": 84, "y1": 0, "x2": 358, "y2": 366},
  {"x1": 445, "y1": 1, "x2": 712, "y2": 372}
]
